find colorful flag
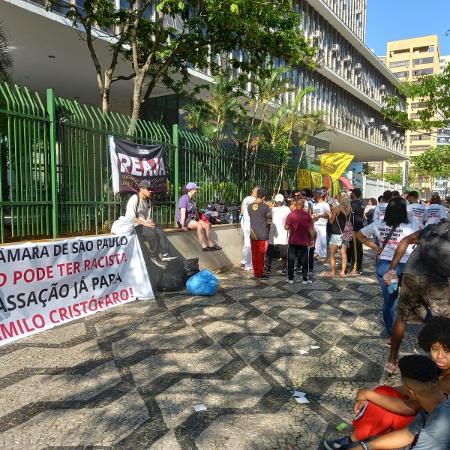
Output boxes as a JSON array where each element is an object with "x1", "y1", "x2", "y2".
[
  {"x1": 297, "y1": 169, "x2": 312, "y2": 189},
  {"x1": 320, "y1": 153, "x2": 354, "y2": 181}
]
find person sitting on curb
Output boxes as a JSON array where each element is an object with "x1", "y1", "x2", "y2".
[
  {"x1": 124, "y1": 180, "x2": 177, "y2": 268},
  {"x1": 324, "y1": 353, "x2": 450, "y2": 450},
  {"x1": 176, "y1": 182, "x2": 221, "y2": 252}
]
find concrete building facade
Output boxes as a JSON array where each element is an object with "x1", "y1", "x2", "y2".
[{"x1": 1, "y1": 0, "x2": 406, "y2": 166}]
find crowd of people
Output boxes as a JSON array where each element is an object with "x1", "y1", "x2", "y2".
[{"x1": 239, "y1": 185, "x2": 450, "y2": 450}]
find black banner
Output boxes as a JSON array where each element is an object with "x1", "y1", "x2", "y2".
[{"x1": 109, "y1": 136, "x2": 167, "y2": 193}]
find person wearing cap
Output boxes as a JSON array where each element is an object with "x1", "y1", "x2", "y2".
[
  {"x1": 176, "y1": 182, "x2": 221, "y2": 251},
  {"x1": 347, "y1": 187, "x2": 365, "y2": 276},
  {"x1": 240, "y1": 186, "x2": 259, "y2": 271},
  {"x1": 312, "y1": 189, "x2": 331, "y2": 261},
  {"x1": 267, "y1": 193, "x2": 290, "y2": 275},
  {"x1": 248, "y1": 188, "x2": 271, "y2": 279},
  {"x1": 125, "y1": 180, "x2": 176, "y2": 266}
]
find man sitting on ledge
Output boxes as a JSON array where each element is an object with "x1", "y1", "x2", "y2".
[{"x1": 126, "y1": 180, "x2": 177, "y2": 268}]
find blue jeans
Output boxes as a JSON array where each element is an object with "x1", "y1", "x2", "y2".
[{"x1": 375, "y1": 259, "x2": 405, "y2": 336}]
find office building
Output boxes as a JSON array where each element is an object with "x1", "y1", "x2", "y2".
[{"x1": 1, "y1": 0, "x2": 406, "y2": 166}]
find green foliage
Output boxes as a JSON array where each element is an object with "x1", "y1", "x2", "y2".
[
  {"x1": 0, "y1": 25, "x2": 12, "y2": 82},
  {"x1": 383, "y1": 170, "x2": 403, "y2": 185},
  {"x1": 412, "y1": 145, "x2": 450, "y2": 178},
  {"x1": 55, "y1": 0, "x2": 317, "y2": 115},
  {"x1": 383, "y1": 65, "x2": 450, "y2": 131}
]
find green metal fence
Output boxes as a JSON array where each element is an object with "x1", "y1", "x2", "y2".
[{"x1": 0, "y1": 83, "x2": 296, "y2": 243}]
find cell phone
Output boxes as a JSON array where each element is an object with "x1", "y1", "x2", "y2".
[{"x1": 354, "y1": 402, "x2": 368, "y2": 420}]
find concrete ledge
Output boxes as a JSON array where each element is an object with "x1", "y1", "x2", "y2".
[{"x1": 164, "y1": 224, "x2": 244, "y2": 271}]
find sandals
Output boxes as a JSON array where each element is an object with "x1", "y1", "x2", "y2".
[
  {"x1": 384, "y1": 361, "x2": 399, "y2": 375},
  {"x1": 202, "y1": 244, "x2": 222, "y2": 252}
]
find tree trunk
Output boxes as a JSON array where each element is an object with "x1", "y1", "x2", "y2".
[
  {"x1": 101, "y1": 72, "x2": 113, "y2": 113},
  {"x1": 128, "y1": 72, "x2": 145, "y2": 135}
]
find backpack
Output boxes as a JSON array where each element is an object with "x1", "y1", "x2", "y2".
[
  {"x1": 342, "y1": 217, "x2": 354, "y2": 242},
  {"x1": 419, "y1": 222, "x2": 450, "y2": 277}
]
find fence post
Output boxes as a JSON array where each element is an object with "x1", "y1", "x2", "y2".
[
  {"x1": 47, "y1": 88, "x2": 58, "y2": 238},
  {"x1": 172, "y1": 123, "x2": 179, "y2": 227}
]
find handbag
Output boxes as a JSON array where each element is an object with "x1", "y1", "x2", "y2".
[{"x1": 111, "y1": 194, "x2": 140, "y2": 236}]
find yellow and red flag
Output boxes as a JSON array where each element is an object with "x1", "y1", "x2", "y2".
[{"x1": 320, "y1": 153, "x2": 354, "y2": 181}]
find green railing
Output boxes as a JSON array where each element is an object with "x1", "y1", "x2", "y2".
[{"x1": 0, "y1": 83, "x2": 296, "y2": 243}]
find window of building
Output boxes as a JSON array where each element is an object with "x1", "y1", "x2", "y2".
[
  {"x1": 410, "y1": 101, "x2": 428, "y2": 109},
  {"x1": 413, "y1": 46, "x2": 433, "y2": 53},
  {"x1": 413, "y1": 57, "x2": 434, "y2": 66},
  {"x1": 412, "y1": 68, "x2": 434, "y2": 76},
  {"x1": 410, "y1": 134, "x2": 429, "y2": 141},
  {"x1": 390, "y1": 49, "x2": 409, "y2": 56},
  {"x1": 395, "y1": 71, "x2": 409, "y2": 78},
  {"x1": 389, "y1": 60, "x2": 409, "y2": 68},
  {"x1": 409, "y1": 145, "x2": 429, "y2": 152}
]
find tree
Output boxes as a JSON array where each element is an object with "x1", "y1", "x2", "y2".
[
  {"x1": 382, "y1": 64, "x2": 450, "y2": 131},
  {"x1": 0, "y1": 24, "x2": 12, "y2": 81},
  {"x1": 52, "y1": 0, "x2": 316, "y2": 122},
  {"x1": 383, "y1": 170, "x2": 403, "y2": 185},
  {"x1": 412, "y1": 146, "x2": 450, "y2": 182}
]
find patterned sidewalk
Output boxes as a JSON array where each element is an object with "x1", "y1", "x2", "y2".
[{"x1": 0, "y1": 256, "x2": 420, "y2": 449}]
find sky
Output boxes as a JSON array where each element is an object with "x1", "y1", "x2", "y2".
[{"x1": 366, "y1": 0, "x2": 450, "y2": 57}]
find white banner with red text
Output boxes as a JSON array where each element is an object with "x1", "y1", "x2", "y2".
[{"x1": 0, "y1": 234, "x2": 154, "y2": 346}]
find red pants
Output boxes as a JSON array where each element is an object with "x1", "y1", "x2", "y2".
[
  {"x1": 250, "y1": 240, "x2": 268, "y2": 277},
  {"x1": 353, "y1": 386, "x2": 416, "y2": 441}
]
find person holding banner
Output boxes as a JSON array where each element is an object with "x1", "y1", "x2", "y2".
[
  {"x1": 177, "y1": 182, "x2": 222, "y2": 251},
  {"x1": 126, "y1": 180, "x2": 177, "y2": 267}
]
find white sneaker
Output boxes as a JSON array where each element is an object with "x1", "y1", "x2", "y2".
[
  {"x1": 307, "y1": 279, "x2": 313, "y2": 284},
  {"x1": 302, "y1": 280, "x2": 309, "y2": 285},
  {"x1": 151, "y1": 257, "x2": 166, "y2": 269},
  {"x1": 160, "y1": 253, "x2": 178, "y2": 262},
  {"x1": 287, "y1": 279, "x2": 294, "y2": 284}
]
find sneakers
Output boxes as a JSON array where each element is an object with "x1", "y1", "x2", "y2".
[
  {"x1": 301, "y1": 278, "x2": 313, "y2": 285},
  {"x1": 160, "y1": 253, "x2": 178, "y2": 262},
  {"x1": 323, "y1": 435, "x2": 353, "y2": 450},
  {"x1": 281, "y1": 268, "x2": 287, "y2": 275},
  {"x1": 287, "y1": 279, "x2": 294, "y2": 284},
  {"x1": 150, "y1": 257, "x2": 166, "y2": 269}
]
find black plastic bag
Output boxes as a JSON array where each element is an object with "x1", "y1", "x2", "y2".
[
  {"x1": 183, "y1": 258, "x2": 200, "y2": 279},
  {"x1": 159, "y1": 272, "x2": 185, "y2": 292}
]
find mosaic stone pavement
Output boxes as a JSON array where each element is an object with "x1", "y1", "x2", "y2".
[{"x1": 0, "y1": 256, "x2": 423, "y2": 450}]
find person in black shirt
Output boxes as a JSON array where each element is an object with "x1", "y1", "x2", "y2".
[
  {"x1": 248, "y1": 188, "x2": 271, "y2": 279},
  {"x1": 347, "y1": 188, "x2": 365, "y2": 275}
]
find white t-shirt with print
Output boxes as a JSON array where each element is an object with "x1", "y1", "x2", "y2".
[
  {"x1": 313, "y1": 201, "x2": 331, "y2": 226},
  {"x1": 269, "y1": 205, "x2": 291, "y2": 245},
  {"x1": 125, "y1": 195, "x2": 152, "y2": 221},
  {"x1": 360, "y1": 219, "x2": 420, "y2": 263},
  {"x1": 426, "y1": 204, "x2": 448, "y2": 224},
  {"x1": 241, "y1": 195, "x2": 256, "y2": 222},
  {"x1": 407, "y1": 203, "x2": 427, "y2": 227},
  {"x1": 373, "y1": 203, "x2": 387, "y2": 222}
]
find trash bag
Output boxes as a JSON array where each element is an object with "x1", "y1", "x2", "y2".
[
  {"x1": 186, "y1": 270, "x2": 219, "y2": 296},
  {"x1": 183, "y1": 258, "x2": 200, "y2": 279},
  {"x1": 159, "y1": 259, "x2": 186, "y2": 292},
  {"x1": 159, "y1": 272, "x2": 185, "y2": 292}
]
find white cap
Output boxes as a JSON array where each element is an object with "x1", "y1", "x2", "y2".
[{"x1": 274, "y1": 193, "x2": 284, "y2": 203}]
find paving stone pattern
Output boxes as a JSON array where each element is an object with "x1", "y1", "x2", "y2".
[{"x1": 0, "y1": 257, "x2": 422, "y2": 449}]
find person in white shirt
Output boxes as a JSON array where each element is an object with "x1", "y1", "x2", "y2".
[
  {"x1": 267, "y1": 194, "x2": 291, "y2": 274},
  {"x1": 240, "y1": 186, "x2": 259, "y2": 270},
  {"x1": 312, "y1": 189, "x2": 331, "y2": 260},
  {"x1": 427, "y1": 193, "x2": 448, "y2": 225},
  {"x1": 356, "y1": 197, "x2": 419, "y2": 338},
  {"x1": 406, "y1": 191, "x2": 427, "y2": 228},
  {"x1": 373, "y1": 190, "x2": 393, "y2": 223}
]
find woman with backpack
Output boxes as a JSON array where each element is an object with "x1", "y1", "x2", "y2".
[
  {"x1": 355, "y1": 197, "x2": 420, "y2": 340},
  {"x1": 324, "y1": 192, "x2": 353, "y2": 278}
]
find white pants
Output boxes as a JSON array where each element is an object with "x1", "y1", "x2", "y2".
[
  {"x1": 241, "y1": 218, "x2": 252, "y2": 269},
  {"x1": 314, "y1": 223, "x2": 328, "y2": 258}
]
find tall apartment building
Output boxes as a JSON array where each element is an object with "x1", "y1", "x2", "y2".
[
  {"x1": 2, "y1": 0, "x2": 406, "y2": 166},
  {"x1": 384, "y1": 36, "x2": 441, "y2": 182}
]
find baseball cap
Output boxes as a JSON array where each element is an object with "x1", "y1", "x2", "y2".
[
  {"x1": 138, "y1": 180, "x2": 152, "y2": 190},
  {"x1": 185, "y1": 182, "x2": 199, "y2": 190},
  {"x1": 274, "y1": 193, "x2": 284, "y2": 203}
]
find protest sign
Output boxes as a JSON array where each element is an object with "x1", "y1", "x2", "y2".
[
  {"x1": 109, "y1": 136, "x2": 167, "y2": 193},
  {"x1": 0, "y1": 234, "x2": 154, "y2": 346}
]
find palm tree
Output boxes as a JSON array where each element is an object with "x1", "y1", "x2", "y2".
[{"x1": 0, "y1": 24, "x2": 12, "y2": 81}]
